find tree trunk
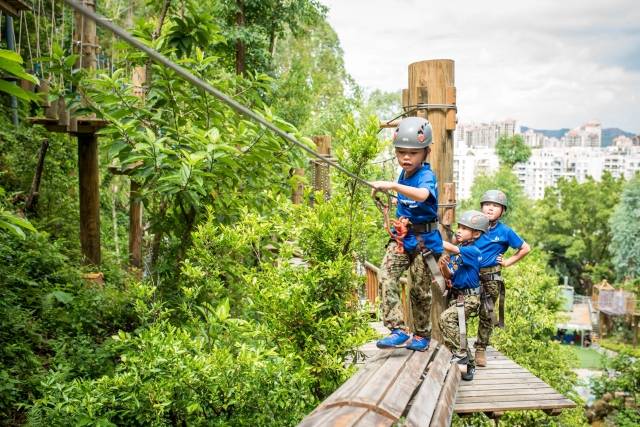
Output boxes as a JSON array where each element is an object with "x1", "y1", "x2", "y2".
[{"x1": 25, "y1": 139, "x2": 50, "y2": 214}]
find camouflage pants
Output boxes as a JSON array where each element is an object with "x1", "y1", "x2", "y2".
[
  {"x1": 379, "y1": 241, "x2": 434, "y2": 337},
  {"x1": 474, "y1": 278, "x2": 503, "y2": 350},
  {"x1": 439, "y1": 294, "x2": 481, "y2": 361}
]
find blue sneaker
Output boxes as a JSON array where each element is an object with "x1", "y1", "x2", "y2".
[
  {"x1": 376, "y1": 329, "x2": 410, "y2": 349},
  {"x1": 406, "y1": 335, "x2": 431, "y2": 351}
]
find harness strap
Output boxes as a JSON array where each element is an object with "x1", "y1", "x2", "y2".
[
  {"x1": 481, "y1": 285, "x2": 498, "y2": 327},
  {"x1": 456, "y1": 293, "x2": 467, "y2": 351},
  {"x1": 423, "y1": 250, "x2": 447, "y2": 296},
  {"x1": 498, "y1": 281, "x2": 505, "y2": 328}
]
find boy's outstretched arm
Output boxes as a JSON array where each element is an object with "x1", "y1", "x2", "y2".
[
  {"x1": 497, "y1": 242, "x2": 531, "y2": 268},
  {"x1": 443, "y1": 240, "x2": 460, "y2": 255},
  {"x1": 370, "y1": 180, "x2": 430, "y2": 202}
]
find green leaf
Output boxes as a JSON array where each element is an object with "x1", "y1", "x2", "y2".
[
  {"x1": 0, "y1": 80, "x2": 40, "y2": 102},
  {"x1": 50, "y1": 290, "x2": 74, "y2": 305}
]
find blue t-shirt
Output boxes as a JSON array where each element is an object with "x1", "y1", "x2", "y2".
[
  {"x1": 395, "y1": 163, "x2": 443, "y2": 254},
  {"x1": 448, "y1": 244, "x2": 482, "y2": 289},
  {"x1": 475, "y1": 222, "x2": 525, "y2": 268}
]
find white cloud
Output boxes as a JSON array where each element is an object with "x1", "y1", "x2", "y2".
[{"x1": 321, "y1": 0, "x2": 640, "y2": 132}]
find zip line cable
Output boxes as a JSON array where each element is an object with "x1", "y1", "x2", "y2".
[{"x1": 62, "y1": 0, "x2": 392, "y2": 198}]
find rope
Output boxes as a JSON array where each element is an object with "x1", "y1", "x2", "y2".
[{"x1": 61, "y1": 0, "x2": 392, "y2": 197}]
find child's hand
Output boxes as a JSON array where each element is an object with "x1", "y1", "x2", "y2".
[
  {"x1": 370, "y1": 181, "x2": 394, "y2": 197},
  {"x1": 497, "y1": 254, "x2": 509, "y2": 267}
]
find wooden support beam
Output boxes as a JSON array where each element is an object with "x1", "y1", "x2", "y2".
[
  {"x1": 312, "y1": 135, "x2": 331, "y2": 198},
  {"x1": 407, "y1": 59, "x2": 456, "y2": 342},
  {"x1": 128, "y1": 66, "x2": 146, "y2": 272},
  {"x1": 291, "y1": 168, "x2": 305, "y2": 204},
  {"x1": 129, "y1": 181, "x2": 143, "y2": 270},
  {"x1": 74, "y1": 0, "x2": 101, "y2": 265},
  {"x1": 78, "y1": 133, "x2": 101, "y2": 266},
  {"x1": 0, "y1": 0, "x2": 31, "y2": 18}
]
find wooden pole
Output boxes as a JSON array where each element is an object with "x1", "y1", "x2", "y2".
[
  {"x1": 312, "y1": 135, "x2": 331, "y2": 199},
  {"x1": 291, "y1": 168, "x2": 305, "y2": 204},
  {"x1": 129, "y1": 66, "x2": 145, "y2": 271},
  {"x1": 75, "y1": 0, "x2": 100, "y2": 265},
  {"x1": 78, "y1": 133, "x2": 101, "y2": 265},
  {"x1": 407, "y1": 59, "x2": 456, "y2": 342}
]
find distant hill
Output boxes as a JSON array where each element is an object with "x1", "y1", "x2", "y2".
[{"x1": 520, "y1": 126, "x2": 636, "y2": 147}]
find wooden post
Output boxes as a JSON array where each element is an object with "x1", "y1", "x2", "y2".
[
  {"x1": 74, "y1": 0, "x2": 100, "y2": 265},
  {"x1": 407, "y1": 59, "x2": 456, "y2": 342},
  {"x1": 78, "y1": 133, "x2": 101, "y2": 265},
  {"x1": 291, "y1": 168, "x2": 305, "y2": 204},
  {"x1": 128, "y1": 66, "x2": 146, "y2": 271},
  {"x1": 312, "y1": 135, "x2": 331, "y2": 199}
]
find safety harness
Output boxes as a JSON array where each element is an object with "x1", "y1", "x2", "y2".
[
  {"x1": 480, "y1": 265, "x2": 505, "y2": 328},
  {"x1": 373, "y1": 194, "x2": 447, "y2": 296}
]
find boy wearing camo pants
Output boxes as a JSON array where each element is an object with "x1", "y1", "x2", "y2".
[
  {"x1": 370, "y1": 117, "x2": 443, "y2": 352},
  {"x1": 439, "y1": 210, "x2": 489, "y2": 381},
  {"x1": 473, "y1": 190, "x2": 531, "y2": 366}
]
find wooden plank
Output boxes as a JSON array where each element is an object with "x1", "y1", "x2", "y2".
[
  {"x1": 326, "y1": 348, "x2": 412, "y2": 410},
  {"x1": 353, "y1": 410, "x2": 395, "y2": 427},
  {"x1": 458, "y1": 387, "x2": 558, "y2": 397},
  {"x1": 428, "y1": 359, "x2": 461, "y2": 427},
  {"x1": 465, "y1": 378, "x2": 549, "y2": 386},
  {"x1": 456, "y1": 392, "x2": 568, "y2": 404},
  {"x1": 404, "y1": 346, "x2": 453, "y2": 426},
  {"x1": 378, "y1": 345, "x2": 437, "y2": 418},
  {"x1": 298, "y1": 405, "x2": 372, "y2": 427},
  {"x1": 353, "y1": 348, "x2": 416, "y2": 408},
  {"x1": 323, "y1": 351, "x2": 392, "y2": 405},
  {"x1": 473, "y1": 368, "x2": 529, "y2": 374},
  {"x1": 455, "y1": 398, "x2": 576, "y2": 413},
  {"x1": 459, "y1": 382, "x2": 551, "y2": 392},
  {"x1": 469, "y1": 372, "x2": 539, "y2": 379},
  {"x1": 0, "y1": 0, "x2": 31, "y2": 17}
]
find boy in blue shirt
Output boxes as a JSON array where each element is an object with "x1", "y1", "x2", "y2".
[
  {"x1": 370, "y1": 117, "x2": 444, "y2": 352},
  {"x1": 439, "y1": 210, "x2": 489, "y2": 381},
  {"x1": 473, "y1": 190, "x2": 531, "y2": 367}
]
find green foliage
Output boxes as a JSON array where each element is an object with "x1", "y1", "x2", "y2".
[
  {"x1": 495, "y1": 134, "x2": 531, "y2": 168},
  {"x1": 532, "y1": 173, "x2": 624, "y2": 291},
  {"x1": 609, "y1": 173, "x2": 640, "y2": 280},
  {"x1": 591, "y1": 353, "x2": 640, "y2": 426},
  {"x1": 0, "y1": 230, "x2": 142, "y2": 424},
  {"x1": 0, "y1": 50, "x2": 39, "y2": 102},
  {"x1": 271, "y1": 20, "x2": 357, "y2": 134},
  {"x1": 600, "y1": 338, "x2": 640, "y2": 358},
  {"x1": 0, "y1": 188, "x2": 36, "y2": 237},
  {"x1": 28, "y1": 202, "x2": 374, "y2": 425}
]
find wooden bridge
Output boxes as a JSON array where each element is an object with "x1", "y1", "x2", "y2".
[
  {"x1": 298, "y1": 262, "x2": 577, "y2": 426},
  {"x1": 298, "y1": 335, "x2": 576, "y2": 426}
]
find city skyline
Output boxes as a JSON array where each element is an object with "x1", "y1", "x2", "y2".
[{"x1": 321, "y1": 0, "x2": 640, "y2": 133}]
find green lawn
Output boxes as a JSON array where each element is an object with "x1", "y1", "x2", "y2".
[{"x1": 571, "y1": 346, "x2": 606, "y2": 369}]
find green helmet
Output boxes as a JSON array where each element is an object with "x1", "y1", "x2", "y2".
[
  {"x1": 392, "y1": 117, "x2": 433, "y2": 149},
  {"x1": 480, "y1": 189, "x2": 508, "y2": 212},
  {"x1": 458, "y1": 210, "x2": 489, "y2": 233}
]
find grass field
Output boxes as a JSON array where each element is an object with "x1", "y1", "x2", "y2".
[{"x1": 570, "y1": 346, "x2": 607, "y2": 369}]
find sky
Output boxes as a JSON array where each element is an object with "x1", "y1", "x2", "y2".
[{"x1": 320, "y1": 0, "x2": 640, "y2": 133}]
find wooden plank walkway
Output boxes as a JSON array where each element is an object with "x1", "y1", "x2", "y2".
[
  {"x1": 454, "y1": 347, "x2": 576, "y2": 418},
  {"x1": 298, "y1": 342, "x2": 461, "y2": 427}
]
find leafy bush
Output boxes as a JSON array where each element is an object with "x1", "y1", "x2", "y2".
[
  {"x1": 0, "y1": 231, "x2": 143, "y2": 424},
  {"x1": 27, "y1": 200, "x2": 375, "y2": 425}
]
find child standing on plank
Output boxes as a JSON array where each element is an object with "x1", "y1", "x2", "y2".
[
  {"x1": 473, "y1": 190, "x2": 531, "y2": 367},
  {"x1": 439, "y1": 210, "x2": 489, "y2": 381},
  {"x1": 370, "y1": 116, "x2": 443, "y2": 352}
]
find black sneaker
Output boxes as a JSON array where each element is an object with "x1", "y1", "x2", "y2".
[{"x1": 462, "y1": 363, "x2": 475, "y2": 381}]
